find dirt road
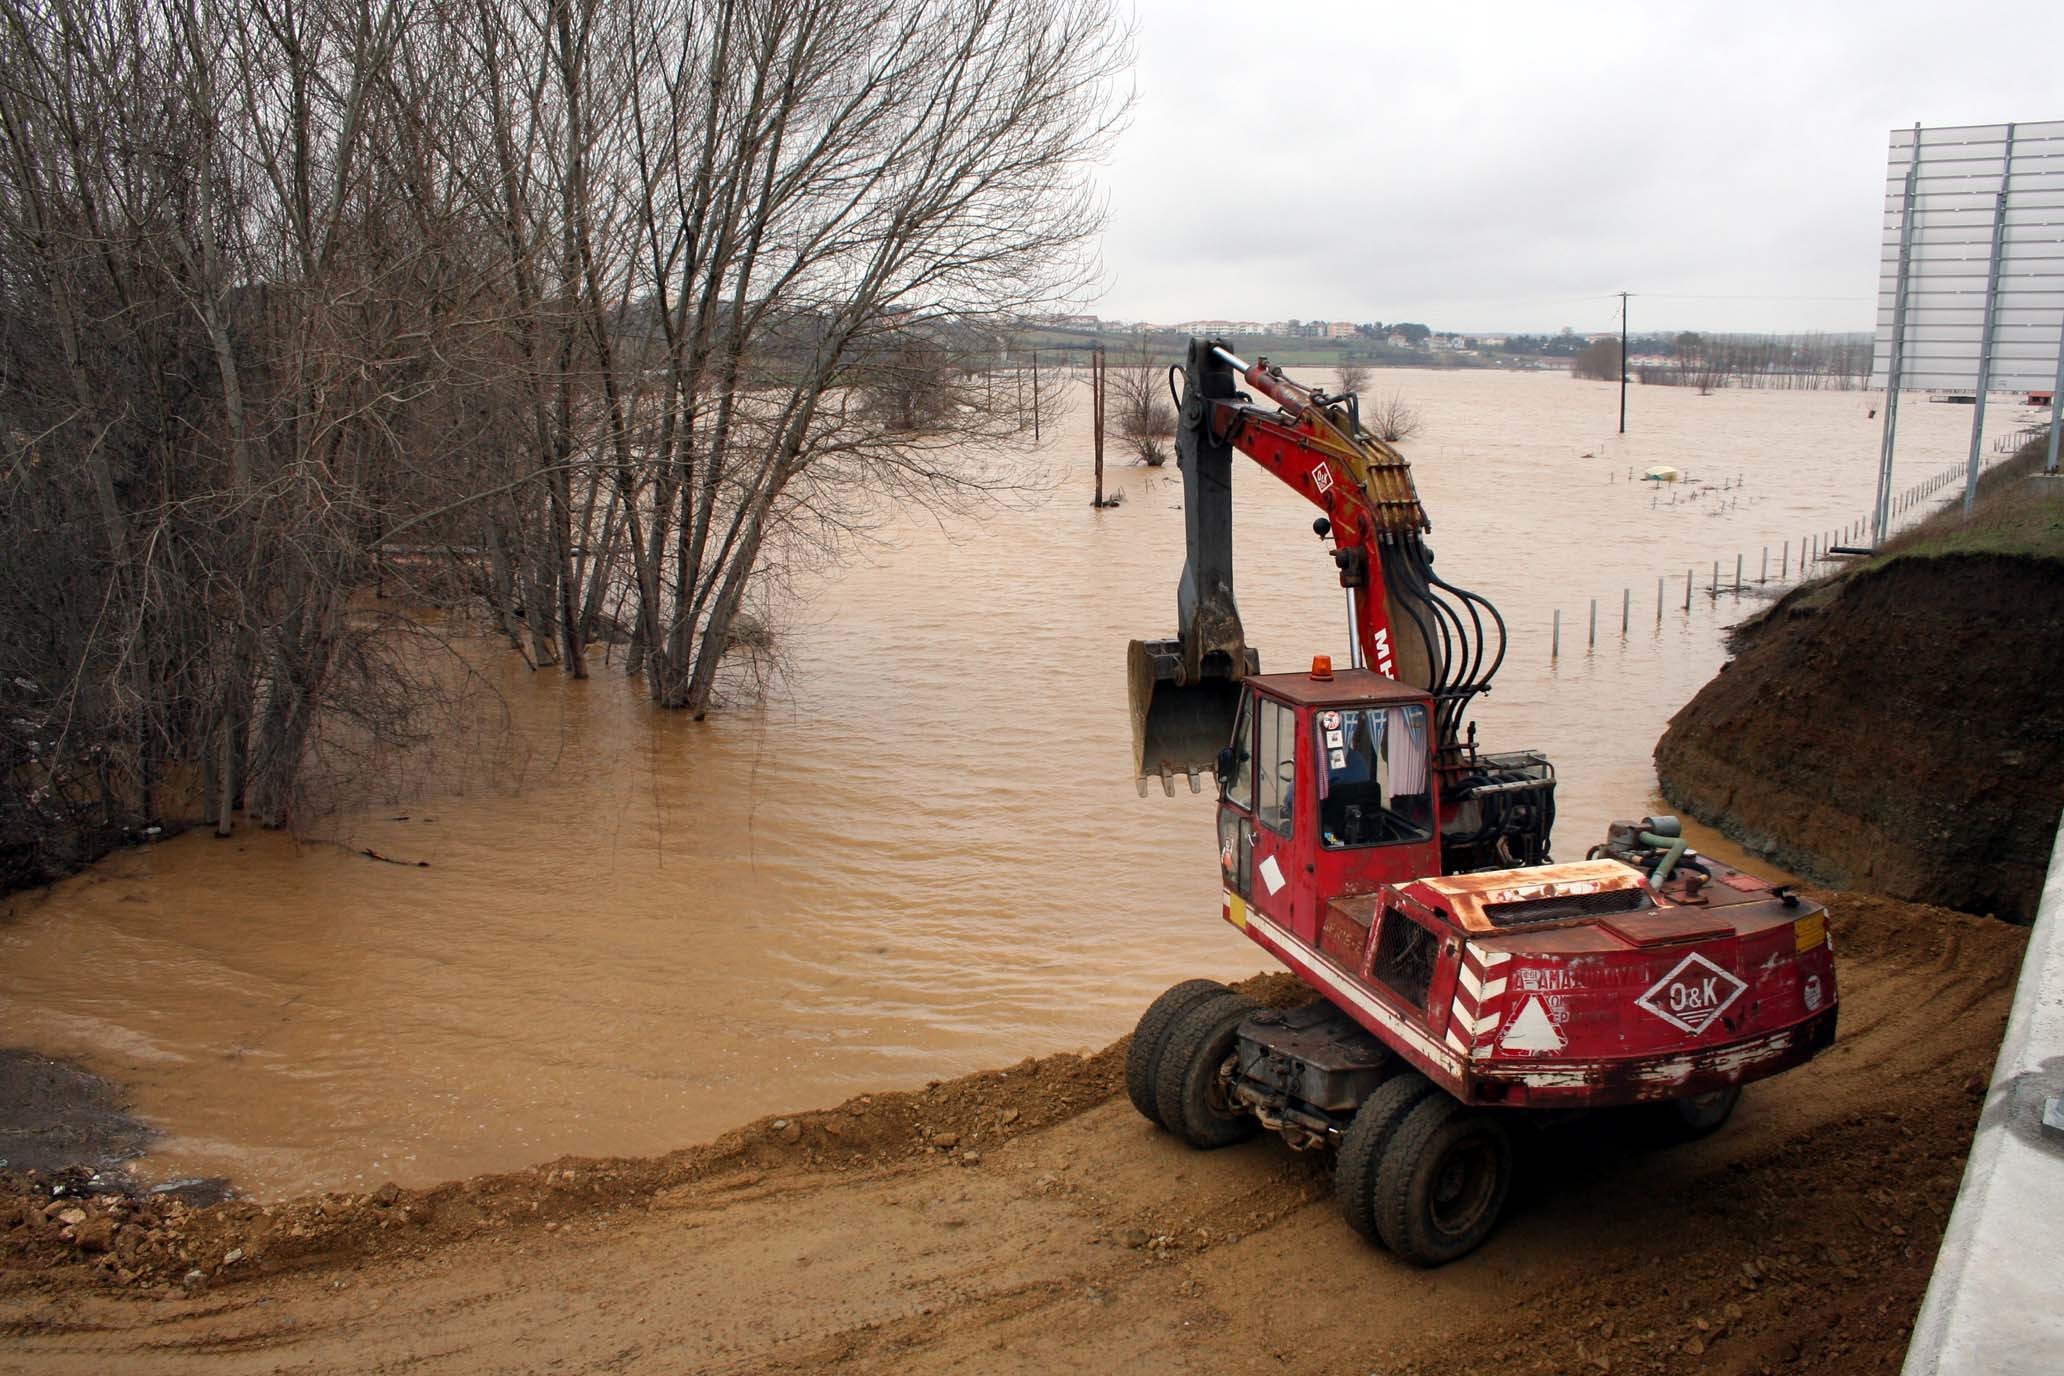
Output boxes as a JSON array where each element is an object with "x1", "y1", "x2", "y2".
[{"x1": 0, "y1": 892, "x2": 2024, "y2": 1376}]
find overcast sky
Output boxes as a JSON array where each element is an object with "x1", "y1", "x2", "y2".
[{"x1": 1092, "y1": 1, "x2": 2063, "y2": 336}]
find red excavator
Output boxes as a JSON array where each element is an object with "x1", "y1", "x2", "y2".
[{"x1": 1125, "y1": 340, "x2": 1838, "y2": 1265}]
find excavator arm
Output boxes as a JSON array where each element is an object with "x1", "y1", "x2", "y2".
[{"x1": 1128, "y1": 339, "x2": 1510, "y2": 795}]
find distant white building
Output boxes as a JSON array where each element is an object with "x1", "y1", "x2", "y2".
[
  {"x1": 1326, "y1": 321, "x2": 1358, "y2": 339},
  {"x1": 1175, "y1": 319, "x2": 1267, "y2": 338},
  {"x1": 1387, "y1": 332, "x2": 1410, "y2": 348}
]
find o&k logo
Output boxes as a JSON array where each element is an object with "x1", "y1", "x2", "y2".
[{"x1": 1635, "y1": 952, "x2": 1746, "y2": 1036}]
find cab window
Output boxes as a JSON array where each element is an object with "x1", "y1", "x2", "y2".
[
  {"x1": 1255, "y1": 696, "x2": 1296, "y2": 836},
  {"x1": 1223, "y1": 693, "x2": 1256, "y2": 813},
  {"x1": 1314, "y1": 704, "x2": 1434, "y2": 847}
]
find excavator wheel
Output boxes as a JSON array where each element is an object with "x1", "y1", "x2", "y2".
[
  {"x1": 1650, "y1": 1085, "x2": 1742, "y2": 1142},
  {"x1": 1153, "y1": 993, "x2": 1263, "y2": 1149},
  {"x1": 1125, "y1": 980, "x2": 1235, "y2": 1128},
  {"x1": 1333, "y1": 1071, "x2": 1442, "y2": 1241},
  {"x1": 1372, "y1": 1094, "x2": 1514, "y2": 1266}
]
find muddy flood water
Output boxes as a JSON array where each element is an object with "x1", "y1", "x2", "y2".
[{"x1": 0, "y1": 368, "x2": 2036, "y2": 1199}]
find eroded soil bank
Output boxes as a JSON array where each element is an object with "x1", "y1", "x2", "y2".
[
  {"x1": 1656, "y1": 548, "x2": 2064, "y2": 921},
  {"x1": 0, "y1": 893, "x2": 2027, "y2": 1376}
]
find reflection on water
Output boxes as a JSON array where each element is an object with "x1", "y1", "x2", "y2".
[{"x1": 0, "y1": 368, "x2": 2029, "y2": 1197}]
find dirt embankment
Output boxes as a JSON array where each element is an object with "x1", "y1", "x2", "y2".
[
  {"x1": 0, "y1": 899, "x2": 2028, "y2": 1376},
  {"x1": 1656, "y1": 548, "x2": 2064, "y2": 921}
]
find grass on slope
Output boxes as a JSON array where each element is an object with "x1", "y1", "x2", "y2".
[{"x1": 1868, "y1": 436, "x2": 2064, "y2": 565}]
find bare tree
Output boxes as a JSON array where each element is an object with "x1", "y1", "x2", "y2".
[
  {"x1": 500, "y1": 0, "x2": 1133, "y2": 713},
  {"x1": 1335, "y1": 360, "x2": 1372, "y2": 395},
  {"x1": 1112, "y1": 336, "x2": 1176, "y2": 466},
  {"x1": 1366, "y1": 390, "x2": 1423, "y2": 444}
]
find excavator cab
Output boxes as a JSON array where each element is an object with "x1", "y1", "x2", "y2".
[{"x1": 1214, "y1": 664, "x2": 1446, "y2": 944}]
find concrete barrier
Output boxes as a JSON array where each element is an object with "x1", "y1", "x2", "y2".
[{"x1": 1901, "y1": 812, "x2": 2064, "y2": 1376}]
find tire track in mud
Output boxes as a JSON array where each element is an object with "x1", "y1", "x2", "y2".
[{"x1": 0, "y1": 894, "x2": 2027, "y2": 1376}]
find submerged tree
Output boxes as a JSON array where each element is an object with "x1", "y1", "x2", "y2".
[
  {"x1": 0, "y1": 0, "x2": 1130, "y2": 875},
  {"x1": 1366, "y1": 390, "x2": 1423, "y2": 444},
  {"x1": 469, "y1": 0, "x2": 1128, "y2": 712},
  {"x1": 1111, "y1": 335, "x2": 1177, "y2": 465}
]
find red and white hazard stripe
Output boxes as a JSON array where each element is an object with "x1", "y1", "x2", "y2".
[{"x1": 1445, "y1": 945, "x2": 1513, "y2": 1055}]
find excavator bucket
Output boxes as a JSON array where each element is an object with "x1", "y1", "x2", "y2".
[{"x1": 1128, "y1": 637, "x2": 1254, "y2": 796}]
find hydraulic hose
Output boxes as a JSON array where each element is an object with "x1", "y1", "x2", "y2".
[{"x1": 1642, "y1": 831, "x2": 1689, "y2": 884}]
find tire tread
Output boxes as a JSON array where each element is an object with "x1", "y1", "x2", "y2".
[
  {"x1": 1373, "y1": 1094, "x2": 1513, "y2": 1266},
  {"x1": 1152, "y1": 994, "x2": 1261, "y2": 1148},
  {"x1": 1124, "y1": 981, "x2": 1233, "y2": 1127},
  {"x1": 1334, "y1": 1072, "x2": 1438, "y2": 1240}
]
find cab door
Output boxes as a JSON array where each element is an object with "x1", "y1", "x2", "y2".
[
  {"x1": 1217, "y1": 692, "x2": 1258, "y2": 906},
  {"x1": 1246, "y1": 692, "x2": 1304, "y2": 934}
]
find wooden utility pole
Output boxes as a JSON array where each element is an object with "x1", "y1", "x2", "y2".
[
  {"x1": 1618, "y1": 290, "x2": 1630, "y2": 434},
  {"x1": 1092, "y1": 344, "x2": 1107, "y2": 505}
]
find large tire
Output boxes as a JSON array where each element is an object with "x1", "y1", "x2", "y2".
[
  {"x1": 1125, "y1": 981, "x2": 1235, "y2": 1127},
  {"x1": 1333, "y1": 1072, "x2": 1441, "y2": 1240},
  {"x1": 1152, "y1": 994, "x2": 1262, "y2": 1149},
  {"x1": 1653, "y1": 1085, "x2": 1741, "y2": 1141},
  {"x1": 1372, "y1": 1095, "x2": 1514, "y2": 1266}
]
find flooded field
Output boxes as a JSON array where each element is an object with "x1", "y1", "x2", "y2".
[{"x1": 0, "y1": 366, "x2": 2035, "y2": 1198}]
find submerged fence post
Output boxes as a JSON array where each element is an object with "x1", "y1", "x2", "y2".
[
  {"x1": 1760, "y1": 547, "x2": 1768, "y2": 584},
  {"x1": 1782, "y1": 540, "x2": 1789, "y2": 579},
  {"x1": 1552, "y1": 609, "x2": 1561, "y2": 659},
  {"x1": 1588, "y1": 598, "x2": 1597, "y2": 649},
  {"x1": 1734, "y1": 552, "x2": 1743, "y2": 592},
  {"x1": 1656, "y1": 576, "x2": 1664, "y2": 623},
  {"x1": 1711, "y1": 560, "x2": 1718, "y2": 595},
  {"x1": 1091, "y1": 344, "x2": 1106, "y2": 506},
  {"x1": 1684, "y1": 568, "x2": 1692, "y2": 612},
  {"x1": 1621, "y1": 587, "x2": 1630, "y2": 634}
]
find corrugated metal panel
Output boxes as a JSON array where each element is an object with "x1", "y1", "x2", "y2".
[{"x1": 1873, "y1": 121, "x2": 2064, "y2": 392}]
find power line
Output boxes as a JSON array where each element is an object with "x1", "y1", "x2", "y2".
[{"x1": 1636, "y1": 292, "x2": 1874, "y2": 303}]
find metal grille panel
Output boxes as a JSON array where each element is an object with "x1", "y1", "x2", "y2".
[
  {"x1": 1482, "y1": 885, "x2": 1649, "y2": 929},
  {"x1": 1371, "y1": 908, "x2": 1435, "y2": 1008}
]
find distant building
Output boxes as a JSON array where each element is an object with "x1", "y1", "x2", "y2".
[
  {"x1": 1387, "y1": 332, "x2": 1410, "y2": 348},
  {"x1": 1175, "y1": 319, "x2": 1267, "y2": 338},
  {"x1": 1326, "y1": 321, "x2": 1358, "y2": 339}
]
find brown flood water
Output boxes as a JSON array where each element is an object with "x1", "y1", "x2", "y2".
[{"x1": 0, "y1": 368, "x2": 2032, "y2": 1198}]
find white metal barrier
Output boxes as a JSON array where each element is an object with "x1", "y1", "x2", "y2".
[{"x1": 1900, "y1": 811, "x2": 2064, "y2": 1376}]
